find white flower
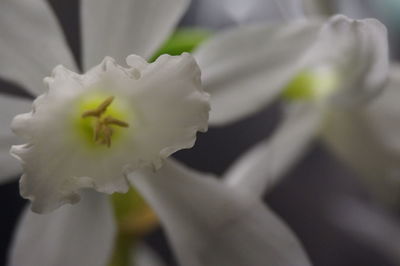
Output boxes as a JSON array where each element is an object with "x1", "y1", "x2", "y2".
[
  {"x1": 0, "y1": 0, "x2": 311, "y2": 265},
  {"x1": 193, "y1": 14, "x2": 389, "y2": 196},
  {"x1": 11, "y1": 54, "x2": 209, "y2": 214}
]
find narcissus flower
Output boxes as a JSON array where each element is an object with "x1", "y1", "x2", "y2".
[{"x1": 10, "y1": 53, "x2": 209, "y2": 214}]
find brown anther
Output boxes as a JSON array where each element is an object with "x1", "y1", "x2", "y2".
[
  {"x1": 81, "y1": 96, "x2": 115, "y2": 118},
  {"x1": 104, "y1": 116, "x2": 129, "y2": 128}
]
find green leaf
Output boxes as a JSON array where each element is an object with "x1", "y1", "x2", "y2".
[{"x1": 150, "y1": 27, "x2": 213, "y2": 62}]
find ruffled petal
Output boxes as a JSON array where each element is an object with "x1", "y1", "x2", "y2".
[
  {"x1": 11, "y1": 54, "x2": 209, "y2": 213},
  {"x1": 81, "y1": 0, "x2": 190, "y2": 69},
  {"x1": 129, "y1": 159, "x2": 311, "y2": 266},
  {"x1": 0, "y1": 0, "x2": 77, "y2": 96},
  {"x1": 322, "y1": 64, "x2": 400, "y2": 206},
  {"x1": 0, "y1": 95, "x2": 31, "y2": 182},
  {"x1": 8, "y1": 191, "x2": 116, "y2": 266},
  {"x1": 194, "y1": 20, "x2": 322, "y2": 125},
  {"x1": 224, "y1": 103, "x2": 321, "y2": 196}
]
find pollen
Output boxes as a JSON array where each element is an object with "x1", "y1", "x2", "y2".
[{"x1": 81, "y1": 96, "x2": 129, "y2": 147}]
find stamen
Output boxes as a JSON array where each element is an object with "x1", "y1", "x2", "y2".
[
  {"x1": 81, "y1": 96, "x2": 129, "y2": 147},
  {"x1": 81, "y1": 96, "x2": 115, "y2": 118},
  {"x1": 104, "y1": 116, "x2": 129, "y2": 128}
]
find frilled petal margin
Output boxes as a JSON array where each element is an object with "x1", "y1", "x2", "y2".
[
  {"x1": 0, "y1": 95, "x2": 31, "y2": 182},
  {"x1": 194, "y1": 20, "x2": 322, "y2": 125},
  {"x1": 224, "y1": 103, "x2": 321, "y2": 196},
  {"x1": 8, "y1": 191, "x2": 116, "y2": 266},
  {"x1": 0, "y1": 0, "x2": 77, "y2": 96},
  {"x1": 10, "y1": 53, "x2": 209, "y2": 213},
  {"x1": 129, "y1": 159, "x2": 311, "y2": 266},
  {"x1": 81, "y1": 0, "x2": 190, "y2": 69},
  {"x1": 322, "y1": 64, "x2": 400, "y2": 206}
]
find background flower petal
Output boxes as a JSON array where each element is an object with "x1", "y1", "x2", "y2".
[
  {"x1": 81, "y1": 0, "x2": 190, "y2": 69},
  {"x1": 194, "y1": 20, "x2": 321, "y2": 125},
  {"x1": 0, "y1": 0, "x2": 77, "y2": 96},
  {"x1": 224, "y1": 103, "x2": 321, "y2": 196},
  {"x1": 322, "y1": 64, "x2": 400, "y2": 206},
  {"x1": 8, "y1": 191, "x2": 116, "y2": 266},
  {"x1": 129, "y1": 159, "x2": 311, "y2": 266}
]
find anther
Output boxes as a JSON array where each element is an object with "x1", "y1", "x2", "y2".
[
  {"x1": 81, "y1": 96, "x2": 115, "y2": 118},
  {"x1": 104, "y1": 116, "x2": 129, "y2": 128}
]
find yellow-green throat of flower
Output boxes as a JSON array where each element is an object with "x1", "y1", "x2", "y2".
[
  {"x1": 79, "y1": 95, "x2": 130, "y2": 148},
  {"x1": 282, "y1": 67, "x2": 339, "y2": 102}
]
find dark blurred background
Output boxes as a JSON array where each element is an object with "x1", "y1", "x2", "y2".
[{"x1": 1, "y1": 1, "x2": 400, "y2": 265}]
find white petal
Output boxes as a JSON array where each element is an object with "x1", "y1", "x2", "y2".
[
  {"x1": 129, "y1": 159, "x2": 311, "y2": 266},
  {"x1": 302, "y1": 0, "x2": 333, "y2": 17},
  {"x1": 8, "y1": 191, "x2": 116, "y2": 266},
  {"x1": 0, "y1": 0, "x2": 77, "y2": 96},
  {"x1": 132, "y1": 243, "x2": 166, "y2": 266},
  {"x1": 0, "y1": 95, "x2": 31, "y2": 182},
  {"x1": 224, "y1": 103, "x2": 321, "y2": 196},
  {"x1": 194, "y1": 20, "x2": 322, "y2": 125},
  {"x1": 317, "y1": 15, "x2": 389, "y2": 105},
  {"x1": 81, "y1": 0, "x2": 190, "y2": 69},
  {"x1": 217, "y1": 0, "x2": 305, "y2": 25},
  {"x1": 195, "y1": 15, "x2": 388, "y2": 126},
  {"x1": 322, "y1": 64, "x2": 400, "y2": 206},
  {"x1": 11, "y1": 54, "x2": 209, "y2": 213}
]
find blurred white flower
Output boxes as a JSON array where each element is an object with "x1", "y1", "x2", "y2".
[
  {"x1": 0, "y1": 0, "x2": 312, "y2": 265},
  {"x1": 194, "y1": 15, "x2": 389, "y2": 198}
]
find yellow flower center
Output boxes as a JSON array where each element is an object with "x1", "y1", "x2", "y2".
[
  {"x1": 74, "y1": 93, "x2": 132, "y2": 149},
  {"x1": 81, "y1": 96, "x2": 129, "y2": 147}
]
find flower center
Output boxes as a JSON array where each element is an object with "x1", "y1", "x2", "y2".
[
  {"x1": 282, "y1": 66, "x2": 339, "y2": 102},
  {"x1": 81, "y1": 96, "x2": 129, "y2": 147},
  {"x1": 75, "y1": 94, "x2": 131, "y2": 148}
]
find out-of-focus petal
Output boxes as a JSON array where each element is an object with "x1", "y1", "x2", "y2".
[
  {"x1": 81, "y1": 0, "x2": 190, "y2": 69},
  {"x1": 322, "y1": 65, "x2": 400, "y2": 206},
  {"x1": 132, "y1": 243, "x2": 166, "y2": 266},
  {"x1": 8, "y1": 191, "x2": 116, "y2": 266},
  {"x1": 0, "y1": 0, "x2": 77, "y2": 96},
  {"x1": 194, "y1": 20, "x2": 321, "y2": 125},
  {"x1": 224, "y1": 103, "x2": 321, "y2": 196},
  {"x1": 318, "y1": 15, "x2": 389, "y2": 105},
  {"x1": 129, "y1": 159, "x2": 311, "y2": 266}
]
